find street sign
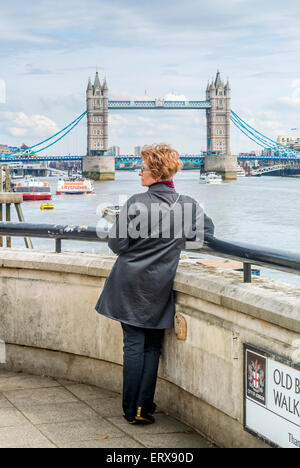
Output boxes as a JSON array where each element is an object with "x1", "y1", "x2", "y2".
[{"x1": 244, "y1": 344, "x2": 300, "y2": 448}]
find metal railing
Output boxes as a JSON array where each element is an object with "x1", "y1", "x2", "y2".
[{"x1": 0, "y1": 222, "x2": 299, "y2": 283}]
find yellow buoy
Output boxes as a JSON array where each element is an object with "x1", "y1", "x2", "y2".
[{"x1": 40, "y1": 203, "x2": 55, "y2": 210}]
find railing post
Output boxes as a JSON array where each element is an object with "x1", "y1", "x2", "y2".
[
  {"x1": 55, "y1": 239, "x2": 62, "y2": 254},
  {"x1": 243, "y1": 263, "x2": 252, "y2": 283},
  {"x1": 0, "y1": 204, "x2": 2, "y2": 248},
  {"x1": 6, "y1": 203, "x2": 11, "y2": 248},
  {"x1": 14, "y1": 203, "x2": 33, "y2": 249}
]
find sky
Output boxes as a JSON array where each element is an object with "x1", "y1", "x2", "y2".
[{"x1": 0, "y1": 0, "x2": 300, "y2": 155}]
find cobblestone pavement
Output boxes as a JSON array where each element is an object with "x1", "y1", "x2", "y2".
[{"x1": 0, "y1": 370, "x2": 215, "y2": 448}]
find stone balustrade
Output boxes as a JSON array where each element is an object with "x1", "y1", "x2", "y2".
[{"x1": 0, "y1": 249, "x2": 299, "y2": 448}]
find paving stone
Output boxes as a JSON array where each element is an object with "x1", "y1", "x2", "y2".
[
  {"x1": 37, "y1": 417, "x2": 124, "y2": 446},
  {"x1": 0, "y1": 407, "x2": 30, "y2": 427},
  {"x1": 56, "y1": 378, "x2": 77, "y2": 386},
  {"x1": 87, "y1": 397, "x2": 123, "y2": 418},
  {"x1": 12, "y1": 442, "x2": 57, "y2": 448},
  {"x1": 19, "y1": 401, "x2": 99, "y2": 425},
  {"x1": 137, "y1": 432, "x2": 213, "y2": 448},
  {"x1": 3, "y1": 387, "x2": 79, "y2": 409},
  {"x1": 108, "y1": 414, "x2": 194, "y2": 436},
  {"x1": 62, "y1": 436, "x2": 145, "y2": 449},
  {"x1": 0, "y1": 371, "x2": 21, "y2": 379},
  {"x1": 0, "y1": 393, "x2": 13, "y2": 409},
  {"x1": 87, "y1": 397, "x2": 163, "y2": 419},
  {"x1": 65, "y1": 383, "x2": 119, "y2": 401},
  {"x1": 0, "y1": 424, "x2": 55, "y2": 448},
  {"x1": 0, "y1": 372, "x2": 216, "y2": 448},
  {"x1": 0, "y1": 374, "x2": 60, "y2": 392}
]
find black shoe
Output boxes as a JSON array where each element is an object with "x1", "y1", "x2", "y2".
[
  {"x1": 123, "y1": 415, "x2": 137, "y2": 425},
  {"x1": 146, "y1": 402, "x2": 157, "y2": 415},
  {"x1": 135, "y1": 406, "x2": 155, "y2": 424}
]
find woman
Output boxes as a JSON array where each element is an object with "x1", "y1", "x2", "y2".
[{"x1": 96, "y1": 144, "x2": 214, "y2": 424}]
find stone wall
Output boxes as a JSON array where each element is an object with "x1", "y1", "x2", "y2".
[
  {"x1": 0, "y1": 249, "x2": 299, "y2": 448},
  {"x1": 82, "y1": 155, "x2": 115, "y2": 180},
  {"x1": 204, "y1": 154, "x2": 237, "y2": 179}
]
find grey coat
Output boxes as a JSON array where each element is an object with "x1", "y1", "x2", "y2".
[{"x1": 95, "y1": 183, "x2": 214, "y2": 329}]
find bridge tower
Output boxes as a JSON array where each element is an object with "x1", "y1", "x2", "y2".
[
  {"x1": 205, "y1": 70, "x2": 237, "y2": 179},
  {"x1": 82, "y1": 71, "x2": 115, "y2": 181}
]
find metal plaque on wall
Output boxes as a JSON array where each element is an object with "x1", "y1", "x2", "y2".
[{"x1": 244, "y1": 343, "x2": 300, "y2": 448}]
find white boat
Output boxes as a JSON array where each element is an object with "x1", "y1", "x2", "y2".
[
  {"x1": 56, "y1": 177, "x2": 94, "y2": 195},
  {"x1": 13, "y1": 177, "x2": 52, "y2": 201},
  {"x1": 199, "y1": 172, "x2": 223, "y2": 184},
  {"x1": 11, "y1": 173, "x2": 24, "y2": 180},
  {"x1": 250, "y1": 169, "x2": 262, "y2": 177},
  {"x1": 236, "y1": 166, "x2": 246, "y2": 177}
]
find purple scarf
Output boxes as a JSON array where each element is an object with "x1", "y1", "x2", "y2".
[{"x1": 152, "y1": 180, "x2": 175, "y2": 188}]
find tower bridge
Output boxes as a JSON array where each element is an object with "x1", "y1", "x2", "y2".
[
  {"x1": 84, "y1": 69, "x2": 235, "y2": 180},
  {"x1": 2, "y1": 69, "x2": 300, "y2": 178}
]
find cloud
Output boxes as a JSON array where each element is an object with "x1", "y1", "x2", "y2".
[
  {"x1": 19, "y1": 64, "x2": 54, "y2": 76},
  {"x1": 278, "y1": 80, "x2": 300, "y2": 107},
  {"x1": 0, "y1": 79, "x2": 6, "y2": 104},
  {"x1": 38, "y1": 93, "x2": 84, "y2": 113},
  {"x1": 0, "y1": 111, "x2": 59, "y2": 140},
  {"x1": 9, "y1": 127, "x2": 28, "y2": 137},
  {"x1": 164, "y1": 93, "x2": 187, "y2": 101},
  {"x1": 109, "y1": 113, "x2": 127, "y2": 127},
  {"x1": 0, "y1": 0, "x2": 298, "y2": 57}
]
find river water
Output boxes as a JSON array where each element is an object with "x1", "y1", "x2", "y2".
[{"x1": 7, "y1": 171, "x2": 300, "y2": 286}]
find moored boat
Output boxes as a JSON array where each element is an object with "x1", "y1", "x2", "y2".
[
  {"x1": 199, "y1": 172, "x2": 223, "y2": 184},
  {"x1": 250, "y1": 169, "x2": 262, "y2": 177},
  {"x1": 236, "y1": 165, "x2": 246, "y2": 177},
  {"x1": 13, "y1": 178, "x2": 52, "y2": 201},
  {"x1": 56, "y1": 177, "x2": 94, "y2": 195}
]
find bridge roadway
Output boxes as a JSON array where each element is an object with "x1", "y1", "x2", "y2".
[
  {"x1": 2, "y1": 154, "x2": 300, "y2": 164},
  {"x1": 0, "y1": 369, "x2": 213, "y2": 448}
]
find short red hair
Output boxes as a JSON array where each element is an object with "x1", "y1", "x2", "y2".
[{"x1": 141, "y1": 144, "x2": 183, "y2": 180}]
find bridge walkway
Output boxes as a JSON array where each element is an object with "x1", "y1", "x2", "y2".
[{"x1": 0, "y1": 370, "x2": 214, "y2": 448}]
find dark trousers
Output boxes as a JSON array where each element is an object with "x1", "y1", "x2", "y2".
[{"x1": 121, "y1": 323, "x2": 165, "y2": 420}]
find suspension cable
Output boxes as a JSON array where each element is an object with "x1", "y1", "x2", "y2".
[
  {"x1": 2, "y1": 110, "x2": 87, "y2": 157},
  {"x1": 231, "y1": 110, "x2": 300, "y2": 158}
]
